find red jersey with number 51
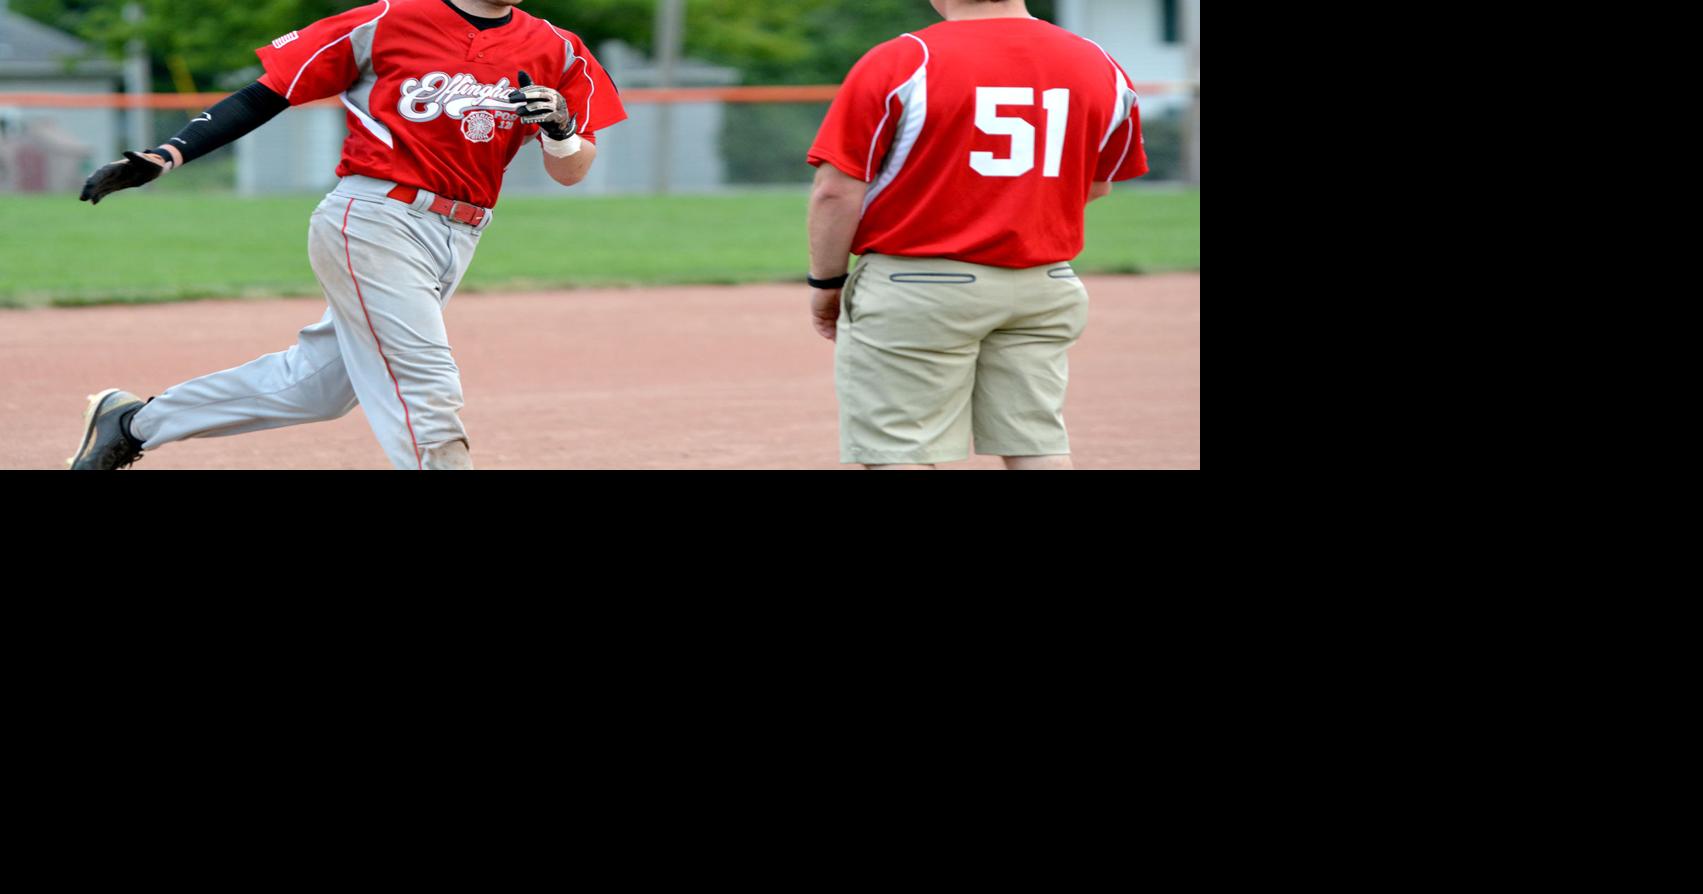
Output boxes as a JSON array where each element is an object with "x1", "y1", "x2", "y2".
[
  {"x1": 809, "y1": 17, "x2": 1147, "y2": 268},
  {"x1": 254, "y1": 0, "x2": 626, "y2": 209}
]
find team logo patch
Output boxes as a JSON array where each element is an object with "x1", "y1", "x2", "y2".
[
  {"x1": 272, "y1": 31, "x2": 299, "y2": 50},
  {"x1": 461, "y1": 110, "x2": 497, "y2": 143}
]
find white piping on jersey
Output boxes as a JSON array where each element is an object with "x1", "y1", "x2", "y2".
[
  {"x1": 861, "y1": 33, "x2": 930, "y2": 216},
  {"x1": 284, "y1": 0, "x2": 391, "y2": 101},
  {"x1": 1084, "y1": 36, "x2": 1141, "y2": 182},
  {"x1": 574, "y1": 54, "x2": 595, "y2": 132},
  {"x1": 863, "y1": 33, "x2": 930, "y2": 184},
  {"x1": 341, "y1": 92, "x2": 395, "y2": 147},
  {"x1": 1109, "y1": 118, "x2": 1134, "y2": 182},
  {"x1": 544, "y1": 20, "x2": 596, "y2": 132},
  {"x1": 1084, "y1": 37, "x2": 1140, "y2": 151},
  {"x1": 1100, "y1": 66, "x2": 1137, "y2": 151}
]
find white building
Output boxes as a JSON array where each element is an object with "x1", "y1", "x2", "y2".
[
  {"x1": 0, "y1": 3, "x2": 122, "y2": 191},
  {"x1": 1056, "y1": 0, "x2": 1199, "y2": 180},
  {"x1": 1057, "y1": 0, "x2": 1195, "y2": 102}
]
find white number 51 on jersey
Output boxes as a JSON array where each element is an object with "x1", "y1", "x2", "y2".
[{"x1": 972, "y1": 87, "x2": 1070, "y2": 178}]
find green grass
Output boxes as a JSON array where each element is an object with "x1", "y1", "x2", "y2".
[{"x1": 0, "y1": 187, "x2": 1198, "y2": 308}]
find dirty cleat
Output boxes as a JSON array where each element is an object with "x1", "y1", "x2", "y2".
[{"x1": 67, "y1": 389, "x2": 147, "y2": 470}]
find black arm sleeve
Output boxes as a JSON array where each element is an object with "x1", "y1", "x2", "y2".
[{"x1": 144, "y1": 81, "x2": 290, "y2": 166}]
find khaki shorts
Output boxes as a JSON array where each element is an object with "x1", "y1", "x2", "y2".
[{"x1": 835, "y1": 253, "x2": 1090, "y2": 465}]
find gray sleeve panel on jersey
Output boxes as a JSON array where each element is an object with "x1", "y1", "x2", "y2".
[
  {"x1": 341, "y1": 16, "x2": 393, "y2": 147},
  {"x1": 1084, "y1": 37, "x2": 1140, "y2": 150},
  {"x1": 349, "y1": 14, "x2": 381, "y2": 79},
  {"x1": 860, "y1": 33, "x2": 932, "y2": 214},
  {"x1": 861, "y1": 70, "x2": 928, "y2": 214},
  {"x1": 542, "y1": 18, "x2": 596, "y2": 131},
  {"x1": 554, "y1": 21, "x2": 578, "y2": 76},
  {"x1": 1104, "y1": 75, "x2": 1138, "y2": 147}
]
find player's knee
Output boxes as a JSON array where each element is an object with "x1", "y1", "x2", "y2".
[
  {"x1": 325, "y1": 395, "x2": 360, "y2": 421},
  {"x1": 303, "y1": 394, "x2": 359, "y2": 424},
  {"x1": 420, "y1": 438, "x2": 473, "y2": 470},
  {"x1": 1001, "y1": 455, "x2": 1073, "y2": 471}
]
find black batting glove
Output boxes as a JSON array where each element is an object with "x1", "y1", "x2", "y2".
[{"x1": 79, "y1": 150, "x2": 171, "y2": 205}]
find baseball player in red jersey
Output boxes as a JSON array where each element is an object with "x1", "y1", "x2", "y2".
[
  {"x1": 66, "y1": 0, "x2": 626, "y2": 470},
  {"x1": 807, "y1": 0, "x2": 1147, "y2": 470}
]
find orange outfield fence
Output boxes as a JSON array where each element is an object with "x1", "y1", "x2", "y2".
[{"x1": 0, "y1": 82, "x2": 1189, "y2": 109}]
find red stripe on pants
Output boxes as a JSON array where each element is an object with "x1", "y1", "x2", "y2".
[{"x1": 342, "y1": 198, "x2": 422, "y2": 470}]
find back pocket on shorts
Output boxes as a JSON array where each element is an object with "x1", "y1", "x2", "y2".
[{"x1": 890, "y1": 273, "x2": 977, "y2": 284}]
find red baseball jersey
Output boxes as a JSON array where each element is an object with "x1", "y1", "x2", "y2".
[
  {"x1": 809, "y1": 17, "x2": 1148, "y2": 268},
  {"x1": 256, "y1": 0, "x2": 627, "y2": 209}
]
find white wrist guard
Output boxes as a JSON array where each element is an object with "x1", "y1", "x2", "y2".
[{"x1": 542, "y1": 133, "x2": 583, "y2": 158}]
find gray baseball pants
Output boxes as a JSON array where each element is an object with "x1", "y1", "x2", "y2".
[{"x1": 125, "y1": 175, "x2": 488, "y2": 470}]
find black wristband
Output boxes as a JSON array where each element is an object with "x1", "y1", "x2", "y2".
[
  {"x1": 540, "y1": 115, "x2": 577, "y2": 141},
  {"x1": 808, "y1": 273, "x2": 849, "y2": 289}
]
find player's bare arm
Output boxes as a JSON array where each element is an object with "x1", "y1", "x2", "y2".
[
  {"x1": 505, "y1": 68, "x2": 597, "y2": 186},
  {"x1": 807, "y1": 163, "x2": 869, "y2": 341},
  {"x1": 541, "y1": 140, "x2": 596, "y2": 185}
]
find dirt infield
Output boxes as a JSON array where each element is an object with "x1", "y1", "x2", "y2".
[{"x1": 1, "y1": 275, "x2": 1199, "y2": 469}]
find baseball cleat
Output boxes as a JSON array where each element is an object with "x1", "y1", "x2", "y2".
[{"x1": 67, "y1": 388, "x2": 147, "y2": 470}]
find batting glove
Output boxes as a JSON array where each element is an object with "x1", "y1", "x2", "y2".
[
  {"x1": 507, "y1": 70, "x2": 578, "y2": 142},
  {"x1": 79, "y1": 150, "x2": 172, "y2": 205}
]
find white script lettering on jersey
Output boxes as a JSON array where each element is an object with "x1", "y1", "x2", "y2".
[
  {"x1": 272, "y1": 31, "x2": 300, "y2": 50},
  {"x1": 399, "y1": 72, "x2": 525, "y2": 123}
]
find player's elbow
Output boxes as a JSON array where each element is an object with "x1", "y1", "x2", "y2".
[
  {"x1": 543, "y1": 142, "x2": 596, "y2": 187},
  {"x1": 811, "y1": 164, "x2": 868, "y2": 205},
  {"x1": 547, "y1": 158, "x2": 592, "y2": 187},
  {"x1": 550, "y1": 167, "x2": 589, "y2": 187},
  {"x1": 811, "y1": 184, "x2": 865, "y2": 207}
]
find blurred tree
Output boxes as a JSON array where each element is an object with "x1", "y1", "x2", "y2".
[
  {"x1": 10, "y1": 0, "x2": 1054, "y2": 88},
  {"x1": 687, "y1": 0, "x2": 1055, "y2": 84},
  {"x1": 520, "y1": 0, "x2": 653, "y2": 52},
  {"x1": 7, "y1": 0, "x2": 101, "y2": 29},
  {"x1": 10, "y1": 1, "x2": 354, "y2": 88},
  {"x1": 707, "y1": 0, "x2": 1058, "y2": 184}
]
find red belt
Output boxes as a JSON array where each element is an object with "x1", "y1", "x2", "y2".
[{"x1": 386, "y1": 185, "x2": 488, "y2": 227}]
